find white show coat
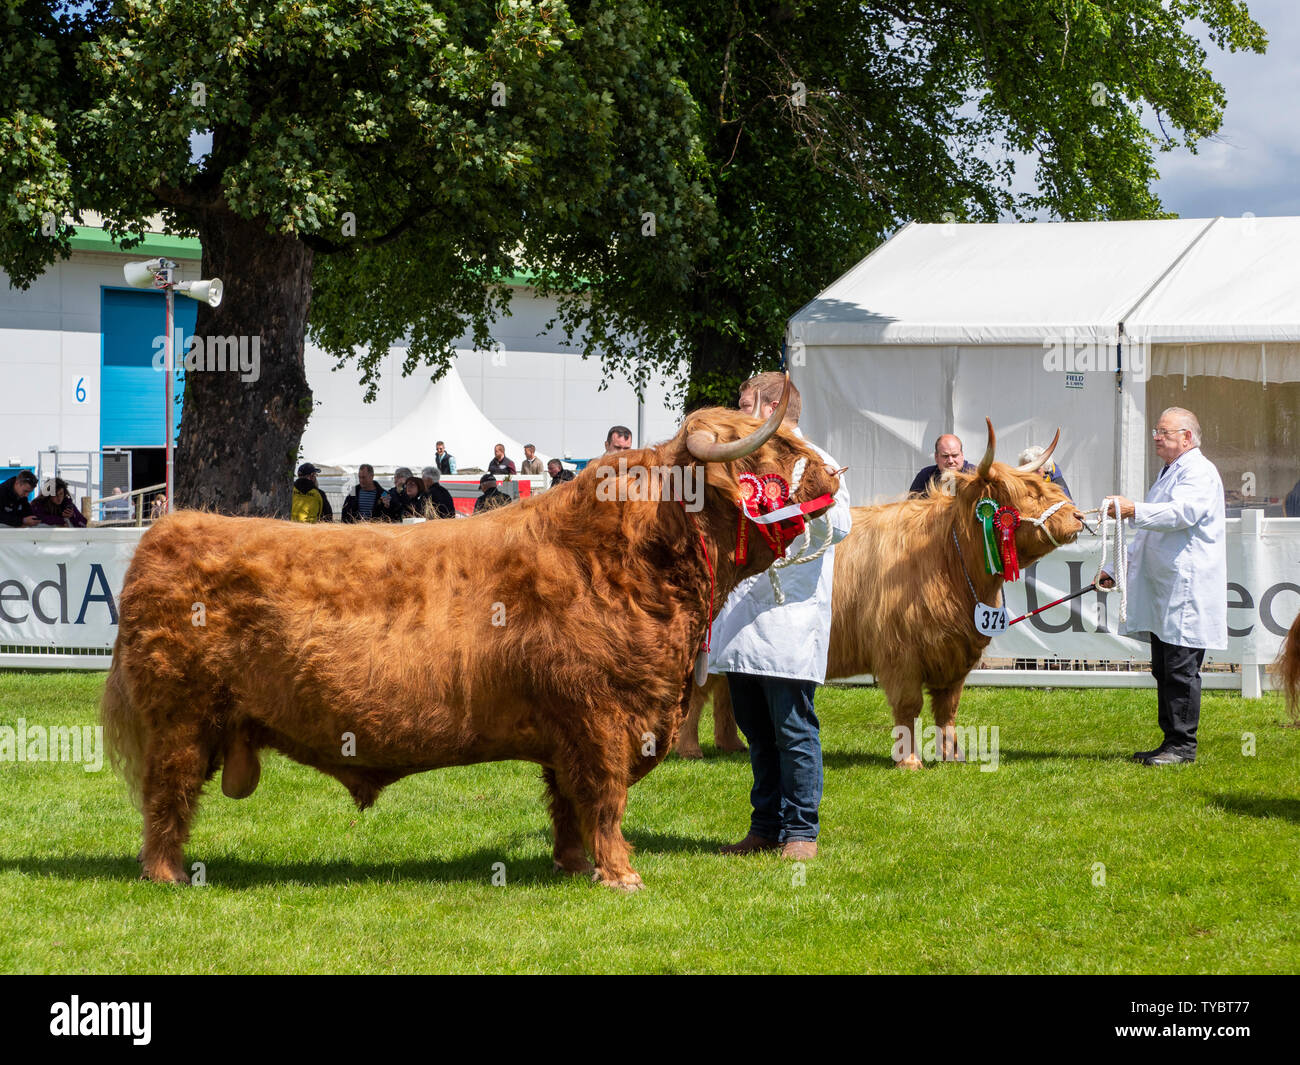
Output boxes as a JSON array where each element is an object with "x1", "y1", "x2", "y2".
[
  {"x1": 708, "y1": 432, "x2": 852, "y2": 684},
  {"x1": 1122, "y1": 446, "x2": 1227, "y2": 651}
]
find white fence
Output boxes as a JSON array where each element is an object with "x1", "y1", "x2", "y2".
[{"x1": 1, "y1": 517, "x2": 1297, "y2": 693}]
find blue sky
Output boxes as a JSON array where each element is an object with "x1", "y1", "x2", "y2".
[{"x1": 1152, "y1": 0, "x2": 1299, "y2": 218}]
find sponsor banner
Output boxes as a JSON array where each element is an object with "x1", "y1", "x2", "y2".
[
  {"x1": 0, "y1": 529, "x2": 144, "y2": 649},
  {"x1": 990, "y1": 518, "x2": 1300, "y2": 665},
  {"x1": 1, "y1": 520, "x2": 1297, "y2": 664}
]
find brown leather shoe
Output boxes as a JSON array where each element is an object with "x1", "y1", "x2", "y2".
[
  {"x1": 719, "y1": 833, "x2": 779, "y2": 855},
  {"x1": 781, "y1": 840, "x2": 817, "y2": 860}
]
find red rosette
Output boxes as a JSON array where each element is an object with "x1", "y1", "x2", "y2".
[
  {"x1": 993, "y1": 506, "x2": 1021, "y2": 582},
  {"x1": 759, "y1": 474, "x2": 790, "y2": 511},
  {"x1": 737, "y1": 473, "x2": 763, "y2": 516}
]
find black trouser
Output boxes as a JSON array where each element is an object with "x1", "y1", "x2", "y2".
[{"x1": 1149, "y1": 634, "x2": 1205, "y2": 755}]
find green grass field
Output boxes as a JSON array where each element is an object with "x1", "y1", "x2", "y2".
[{"x1": 0, "y1": 670, "x2": 1296, "y2": 974}]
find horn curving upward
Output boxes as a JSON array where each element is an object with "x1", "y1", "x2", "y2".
[
  {"x1": 687, "y1": 374, "x2": 792, "y2": 462},
  {"x1": 1015, "y1": 428, "x2": 1062, "y2": 473},
  {"x1": 977, "y1": 417, "x2": 996, "y2": 478}
]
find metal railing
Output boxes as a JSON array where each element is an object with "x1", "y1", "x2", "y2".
[{"x1": 82, "y1": 482, "x2": 166, "y2": 526}]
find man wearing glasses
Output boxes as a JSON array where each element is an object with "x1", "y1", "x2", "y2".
[{"x1": 1099, "y1": 408, "x2": 1226, "y2": 765}]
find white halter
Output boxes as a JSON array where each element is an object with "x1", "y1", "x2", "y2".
[{"x1": 1026, "y1": 498, "x2": 1072, "y2": 547}]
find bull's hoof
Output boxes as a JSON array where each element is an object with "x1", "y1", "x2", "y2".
[
  {"x1": 941, "y1": 746, "x2": 966, "y2": 763},
  {"x1": 594, "y1": 869, "x2": 644, "y2": 892},
  {"x1": 895, "y1": 754, "x2": 924, "y2": 771},
  {"x1": 553, "y1": 857, "x2": 596, "y2": 876},
  {"x1": 715, "y1": 739, "x2": 748, "y2": 753},
  {"x1": 676, "y1": 743, "x2": 704, "y2": 760},
  {"x1": 140, "y1": 861, "x2": 190, "y2": 885}
]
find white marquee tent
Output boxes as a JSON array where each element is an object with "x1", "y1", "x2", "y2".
[
  {"x1": 789, "y1": 217, "x2": 1300, "y2": 510},
  {"x1": 321, "y1": 363, "x2": 549, "y2": 471}
]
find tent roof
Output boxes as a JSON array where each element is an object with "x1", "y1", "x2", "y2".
[
  {"x1": 790, "y1": 217, "x2": 1300, "y2": 346},
  {"x1": 322, "y1": 362, "x2": 546, "y2": 469}
]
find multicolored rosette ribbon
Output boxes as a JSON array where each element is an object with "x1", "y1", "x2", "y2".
[
  {"x1": 993, "y1": 506, "x2": 1021, "y2": 582},
  {"x1": 974, "y1": 498, "x2": 1000, "y2": 574}
]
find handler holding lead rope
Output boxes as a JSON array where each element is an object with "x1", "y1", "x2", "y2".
[
  {"x1": 1098, "y1": 407, "x2": 1226, "y2": 766},
  {"x1": 711, "y1": 372, "x2": 852, "y2": 861}
]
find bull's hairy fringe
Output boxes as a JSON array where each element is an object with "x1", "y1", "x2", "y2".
[{"x1": 1273, "y1": 614, "x2": 1300, "y2": 723}]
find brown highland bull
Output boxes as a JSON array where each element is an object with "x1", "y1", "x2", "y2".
[
  {"x1": 102, "y1": 383, "x2": 839, "y2": 890},
  {"x1": 679, "y1": 420, "x2": 1085, "y2": 766},
  {"x1": 1274, "y1": 612, "x2": 1300, "y2": 724}
]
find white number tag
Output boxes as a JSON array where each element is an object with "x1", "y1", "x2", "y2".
[{"x1": 974, "y1": 602, "x2": 1007, "y2": 636}]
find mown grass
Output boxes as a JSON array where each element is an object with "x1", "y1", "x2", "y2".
[{"x1": 0, "y1": 671, "x2": 1296, "y2": 973}]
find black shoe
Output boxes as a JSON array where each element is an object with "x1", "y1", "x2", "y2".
[
  {"x1": 1143, "y1": 749, "x2": 1195, "y2": 765},
  {"x1": 1132, "y1": 745, "x2": 1167, "y2": 762}
]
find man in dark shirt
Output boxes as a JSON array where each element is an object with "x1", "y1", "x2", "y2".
[
  {"x1": 341, "y1": 464, "x2": 389, "y2": 523},
  {"x1": 909, "y1": 434, "x2": 975, "y2": 496},
  {"x1": 421, "y1": 466, "x2": 457, "y2": 519},
  {"x1": 0, "y1": 470, "x2": 39, "y2": 528},
  {"x1": 487, "y1": 444, "x2": 516, "y2": 476}
]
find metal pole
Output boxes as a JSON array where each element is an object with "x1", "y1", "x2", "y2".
[{"x1": 165, "y1": 277, "x2": 175, "y2": 515}]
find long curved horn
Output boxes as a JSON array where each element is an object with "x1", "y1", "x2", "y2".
[
  {"x1": 687, "y1": 374, "x2": 792, "y2": 462},
  {"x1": 1015, "y1": 428, "x2": 1061, "y2": 473},
  {"x1": 977, "y1": 417, "x2": 996, "y2": 478}
]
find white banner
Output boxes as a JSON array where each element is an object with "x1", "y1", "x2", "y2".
[
  {"x1": 1, "y1": 519, "x2": 1297, "y2": 668},
  {"x1": 0, "y1": 528, "x2": 145, "y2": 649},
  {"x1": 990, "y1": 515, "x2": 1300, "y2": 667}
]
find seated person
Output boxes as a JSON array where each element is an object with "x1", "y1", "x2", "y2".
[
  {"x1": 1018, "y1": 445, "x2": 1073, "y2": 501},
  {"x1": 33, "y1": 477, "x2": 88, "y2": 528},
  {"x1": 909, "y1": 434, "x2": 974, "y2": 495},
  {"x1": 421, "y1": 467, "x2": 456, "y2": 519},
  {"x1": 474, "y1": 473, "x2": 511, "y2": 513}
]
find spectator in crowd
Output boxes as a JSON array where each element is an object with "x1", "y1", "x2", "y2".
[
  {"x1": 392, "y1": 466, "x2": 413, "y2": 494},
  {"x1": 558, "y1": 469, "x2": 575, "y2": 483},
  {"x1": 488, "y1": 444, "x2": 516, "y2": 476},
  {"x1": 435, "y1": 441, "x2": 457, "y2": 475},
  {"x1": 391, "y1": 475, "x2": 427, "y2": 521},
  {"x1": 290, "y1": 462, "x2": 334, "y2": 523},
  {"x1": 421, "y1": 467, "x2": 456, "y2": 519},
  {"x1": 102, "y1": 485, "x2": 132, "y2": 522},
  {"x1": 0, "y1": 470, "x2": 39, "y2": 527},
  {"x1": 547, "y1": 458, "x2": 564, "y2": 486},
  {"x1": 1018, "y1": 445, "x2": 1074, "y2": 501},
  {"x1": 908, "y1": 434, "x2": 975, "y2": 496},
  {"x1": 520, "y1": 444, "x2": 544, "y2": 475},
  {"x1": 604, "y1": 425, "x2": 633, "y2": 453},
  {"x1": 1286, "y1": 476, "x2": 1300, "y2": 517},
  {"x1": 33, "y1": 477, "x2": 88, "y2": 528},
  {"x1": 342, "y1": 464, "x2": 389, "y2": 523},
  {"x1": 474, "y1": 473, "x2": 511, "y2": 513},
  {"x1": 150, "y1": 494, "x2": 168, "y2": 520}
]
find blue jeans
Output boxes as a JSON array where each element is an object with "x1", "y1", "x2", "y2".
[{"x1": 725, "y1": 673, "x2": 823, "y2": 842}]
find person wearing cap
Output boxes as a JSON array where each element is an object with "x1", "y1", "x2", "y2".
[
  {"x1": 421, "y1": 466, "x2": 456, "y2": 519},
  {"x1": 473, "y1": 473, "x2": 510, "y2": 514},
  {"x1": 290, "y1": 463, "x2": 333, "y2": 523},
  {"x1": 0, "y1": 470, "x2": 39, "y2": 528},
  {"x1": 33, "y1": 477, "x2": 88, "y2": 528}
]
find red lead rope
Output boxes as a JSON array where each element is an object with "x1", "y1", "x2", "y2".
[{"x1": 681, "y1": 505, "x2": 715, "y2": 652}]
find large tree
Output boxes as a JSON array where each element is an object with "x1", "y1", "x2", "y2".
[
  {"x1": 644, "y1": 0, "x2": 1267, "y2": 406},
  {"x1": 1, "y1": 2, "x2": 1268, "y2": 509},
  {"x1": 1, "y1": 0, "x2": 709, "y2": 512}
]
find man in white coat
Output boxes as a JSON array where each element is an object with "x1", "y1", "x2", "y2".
[
  {"x1": 711, "y1": 373, "x2": 853, "y2": 859},
  {"x1": 1101, "y1": 406, "x2": 1226, "y2": 765}
]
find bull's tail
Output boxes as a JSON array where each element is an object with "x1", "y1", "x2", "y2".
[
  {"x1": 1274, "y1": 613, "x2": 1300, "y2": 724},
  {"x1": 101, "y1": 641, "x2": 146, "y2": 808}
]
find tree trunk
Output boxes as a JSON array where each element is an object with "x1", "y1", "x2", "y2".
[
  {"x1": 175, "y1": 212, "x2": 315, "y2": 515},
  {"x1": 685, "y1": 320, "x2": 758, "y2": 412}
]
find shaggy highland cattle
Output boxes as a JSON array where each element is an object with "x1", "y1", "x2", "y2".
[
  {"x1": 678, "y1": 420, "x2": 1085, "y2": 766},
  {"x1": 102, "y1": 383, "x2": 840, "y2": 890},
  {"x1": 1275, "y1": 612, "x2": 1300, "y2": 723}
]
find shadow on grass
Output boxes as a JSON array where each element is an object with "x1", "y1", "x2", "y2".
[
  {"x1": 0, "y1": 829, "x2": 730, "y2": 887},
  {"x1": 1205, "y1": 794, "x2": 1300, "y2": 824}
]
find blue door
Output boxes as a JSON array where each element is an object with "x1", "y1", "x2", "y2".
[{"x1": 100, "y1": 287, "x2": 197, "y2": 447}]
